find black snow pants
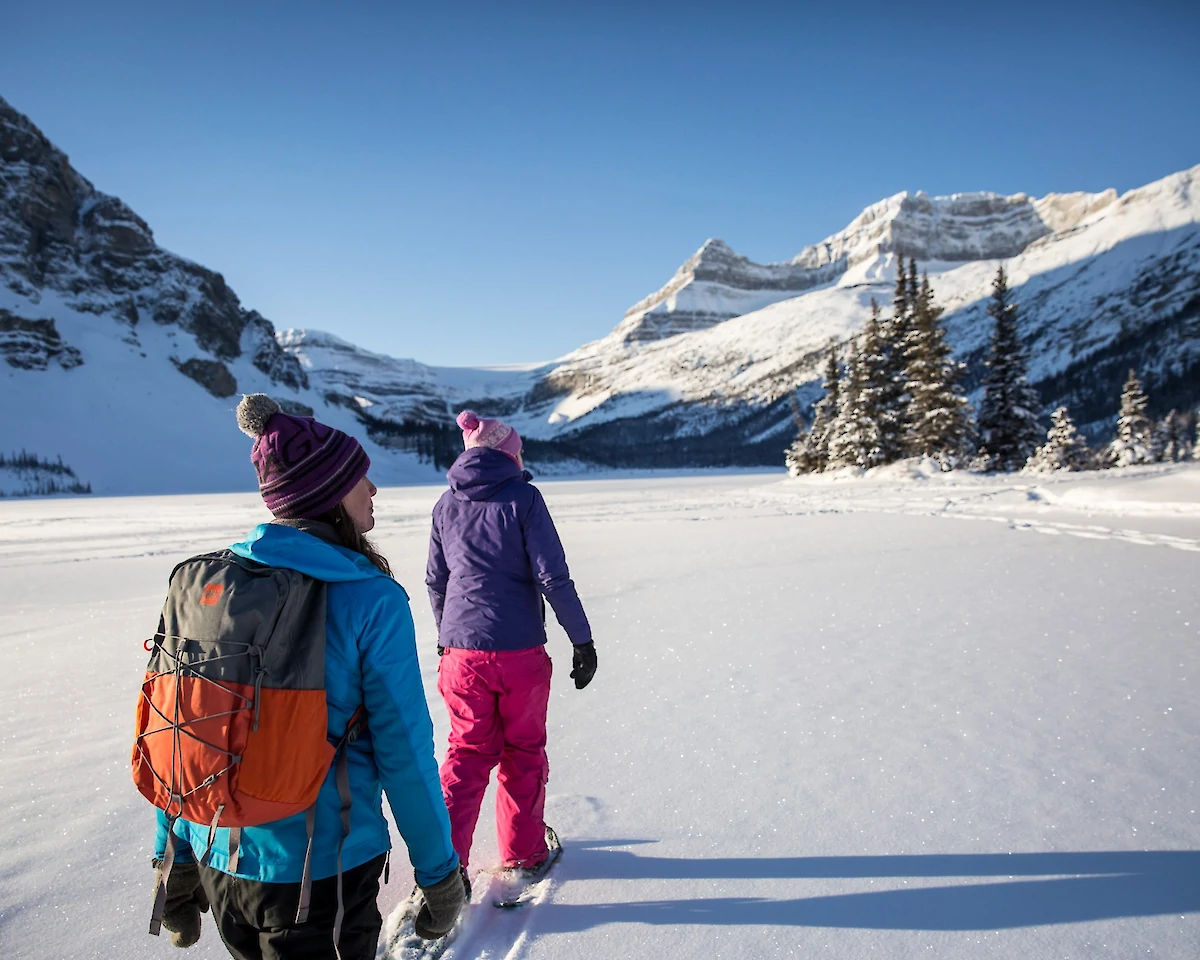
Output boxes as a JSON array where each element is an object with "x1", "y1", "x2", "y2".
[{"x1": 197, "y1": 854, "x2": 387, "y2": 960}]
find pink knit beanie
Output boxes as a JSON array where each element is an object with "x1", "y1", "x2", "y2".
[{"x1": 457, "y1": 410, "x2": 522, "y2": 463}]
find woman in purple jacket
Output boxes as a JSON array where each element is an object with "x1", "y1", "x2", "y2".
[{"x1": 426, "y1": 411, "x2": 597, "y2": 880}]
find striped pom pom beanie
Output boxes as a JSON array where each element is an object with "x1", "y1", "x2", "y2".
[{"x1": 236, "y1": 394, "x2": 370, "y2": 519}]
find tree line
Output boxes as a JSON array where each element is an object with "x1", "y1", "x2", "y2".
[
  {"x1": 0, "y1": 449, "x2": 92, "y2": 496},
  {"x1": 786, "y1": 260, "x2": 1199, "y2": 475}
]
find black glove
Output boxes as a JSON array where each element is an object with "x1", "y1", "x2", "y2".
[
  {"x1": 152, "y1": 859, "x2": 209, "y2": 948},
  {"x1": 414, "y1": 864, "x2": 466, "y2": 940},
  {"x1": 570, "y1": 642, "x2": 597, "y2": 690}
]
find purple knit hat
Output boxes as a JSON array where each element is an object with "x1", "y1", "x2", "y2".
[
  {"x1": 457, "y1": 410, "x2": 522, "y2": 463},
  {"x1": 236, "y1": 394, "x2": 370, "y2": 519}
]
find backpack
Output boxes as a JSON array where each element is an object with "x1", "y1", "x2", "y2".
[{"x1": 133, "y1": 549, "x2": 364, "y2": 938}]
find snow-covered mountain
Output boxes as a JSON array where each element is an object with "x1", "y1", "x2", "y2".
[
  {"x1": 279, "y1": 168, "x2": 1199, "y2": 468},
  {"x1": 2, "y1": 91, "x2": 1197, "y2": 490},
  {"x1": 610, "y1": 189, "x2": 1117, "y2": 347},
  {"x1": 277, "y1": 167, "x2": 1199, "y2": 469},
  {"x1": 0, "y1": 95, "x2": 452, "y2": 494},
  {"x1": 517, "y1": 171, "x2": 1198, "y2": 463}
]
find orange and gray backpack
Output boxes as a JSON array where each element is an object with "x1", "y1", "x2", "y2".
[{"x1": 132, "y1": 549, "x2": 364, "y2": 938}]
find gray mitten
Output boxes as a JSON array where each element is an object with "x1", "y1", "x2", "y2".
[
  {"x1": 414, "y1": 865, "x2": 466, "y2": 940},
  {"x1": 153, "y1": 859, "x2": 210, "y2": 948}
]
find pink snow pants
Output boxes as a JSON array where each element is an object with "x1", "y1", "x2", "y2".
[{"x1": 437, "y1": 646, "x2": 552, "y2": 869}]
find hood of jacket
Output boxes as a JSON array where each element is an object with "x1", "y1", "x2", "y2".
[
  {"x1": 446, "y1": 447, "x2": 529, "y2": 502},
  {"x1": 228, "y1": 521, "x2": 387, "y2": 583}
]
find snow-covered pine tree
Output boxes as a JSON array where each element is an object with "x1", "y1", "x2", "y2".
[
  {"x1": 826, "y1": 342, "x2": 859, "y2": 470},
  {"x1": 827, "y1": 341, "x2": 882, "y2": 469},
  {"x1": 782, "y1": 338, "x2": 840, "y2": 475},
  {"x1": 1194, "y1": 408, "x2": 1200, "y2": 461},
  {"x1": 810, "y1": 339, "x2": 841, "y2": 468},
  {"x1": 1023, "y1": 406, "x2": 1092, "y2": 473},
  {"x1": 880, "y1": 259, "x2": 914, "y2": 449},
  {"x1": 976, "y1": 265, "x2": 1042, "y2": 471},
  {"x1": 785, "y1": 340, "x2": 841, "y2": 475},
  {"x1": 785, "y1": 422, "x2": 816, "y2": 476},
  {"x1": 1105, "y1": 369, "x2": 1155, "y2": 467},
  {"x1": 903, "y1": 272, "x2": 973, "y2": 465},
  {"x1": 892, "y1": 257, "x2": 911, "y2": 325},
  {"x1": 858, "y1": 300, "x2": 903, "y2": 465},
  {"x1": 1154, "y1": 409, "x2": 1189, "y2": 462}
]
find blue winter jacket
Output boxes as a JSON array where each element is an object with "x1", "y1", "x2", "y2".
[
  {"x1": 426, "y1": 448, "x2": 592, "y2": 651},
  {"x1": 153, "y1": 522, "x2": 458, "y2": 888}
]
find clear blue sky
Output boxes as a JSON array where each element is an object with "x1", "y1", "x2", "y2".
[{"x1": 4, "y1": 1, "x2": 1198, "y2": 366}]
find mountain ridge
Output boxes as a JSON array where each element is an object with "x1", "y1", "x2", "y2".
[
  {"x1": 2, "y1": 92, "x2": 1197, "y2": 489},
  {"x1": 600, "y1": 184, "x2": 1123, "y2": 351},
  {"x1": 513, "y1": 163, "x2": 1198, "y2": 461}
]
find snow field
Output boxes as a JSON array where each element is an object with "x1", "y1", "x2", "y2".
[{"x1": 0, "y1": 466, "x2": 1197, "y2": 959}]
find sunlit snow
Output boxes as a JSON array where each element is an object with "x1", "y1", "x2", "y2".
[{"x1": 1, "y1": 464, "x2": 1197, "y2": 959}]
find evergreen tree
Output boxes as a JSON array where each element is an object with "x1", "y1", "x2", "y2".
[
  {"x1": 809, "y1": 339, "x2": 842, "y2": 468},
  {"x1": 1105, "y1": 369, "x2": 1155, "y2": 466},
  {"x1": 785, "y1": 340, "x2": 840, "y2": 475},
  {"x1": 976, "y1": 265, "x2": 1042, "y2": 471},
  {"x1": 968, "y1": 447, "x2": 996, "y2": 473},
  {"x1": 906, "y1": 258, "x2": 920, "y2": 315},
  {"x1": 784, "y1": 426, "x2": 816, "y2": 476},
  {"x1": 881, "y1": 259, "x2": 915, "y2": 445},
  {"x1": 827, "y1": 341, "x2": 882, "y2": 469},
  {"x1": 857, "y1": 300, "x2": 904, "y2": 464},
  {"x1": 892, "y1": 255, "x2": 911, "y2": 324},
  {"x1": 1194, "y1": 408, "x2": 1200, "y2": 462},
  {"x1": 1024, "y1": 406, "x2": 1092, "y2": 473},
  {"x1": 784, "y1": 423, "x2": 814, "y2": 477},
  {"x1": 903, "y1": 272, "x2": 973, "y2": 465},
  {"x1": 1154, "y1": 409, "x2": 1189, "y2": 462},
  {"x1": 826, "y1": 341, "x2": 860, "y2": 469}
]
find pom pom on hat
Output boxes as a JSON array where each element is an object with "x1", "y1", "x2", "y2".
[
  {"x1": 237, "y1": 394, "x2": 282, "y2": 438},
  {"x1": 457, "y1": 410, "x2": 481, "y2": 431}
]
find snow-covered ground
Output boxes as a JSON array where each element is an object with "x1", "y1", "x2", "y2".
[{"x1": 1, "y1": 464, "x2": 1198, "y2": 959}]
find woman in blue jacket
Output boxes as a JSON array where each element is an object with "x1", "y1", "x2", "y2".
[
  {"x1": 426, "y1": 411, "x2": 597, "y2": 880},
  {"x1": 151, "y1": 395, "x2": 464, "y2": 959}
]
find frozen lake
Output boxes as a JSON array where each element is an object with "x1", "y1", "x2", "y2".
[{"x1": 1, "y1": 465, "x2": 1198, "y2": 959}]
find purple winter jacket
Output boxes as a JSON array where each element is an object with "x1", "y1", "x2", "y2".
[{"x1": 426, "y1": 447, "x2": 592, "y2": 651}]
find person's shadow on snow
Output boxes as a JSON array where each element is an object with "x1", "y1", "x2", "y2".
[{"x1": 532, "y1": 843, "x2": 1200, "y2": 931}]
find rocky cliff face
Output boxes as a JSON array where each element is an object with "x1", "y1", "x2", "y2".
[
  {"x1": 612, "y1": 188, "x2": 1119, "y2": 350},
  {"x1": 612, "y1": 239, "x2": 844, "y2": 345},
  {"x1": 795, "y1": 188, "x2": 1119, "y2": 271},
  {"x1": 0, "y1": 95, "x2": 304, "y2": 396},
  {"x1": 0, "y1": 309, "x2": 82, "y2": 370}
]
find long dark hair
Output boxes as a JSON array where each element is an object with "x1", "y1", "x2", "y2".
[{"x1": 317, "y1": 502, "x2": 393, "y2": 577}]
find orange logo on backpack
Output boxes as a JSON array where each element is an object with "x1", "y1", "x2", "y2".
[{"x1": 200, "y1": 583, "x2": 224, "y2": 606}]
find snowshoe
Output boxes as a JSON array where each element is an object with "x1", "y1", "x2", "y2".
[{"x1": 492, "y1": 826, "x2": 562, "y2": 909}]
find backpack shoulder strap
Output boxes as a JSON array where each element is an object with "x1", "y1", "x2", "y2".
[{"x1": 295, "y1": 705, "x2": 368, "y2": 940}]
